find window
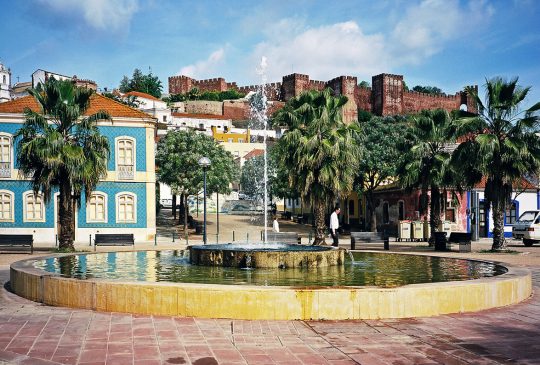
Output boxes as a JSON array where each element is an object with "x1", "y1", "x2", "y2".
[
  {"x1": 116, "y1": 137, "x2": 135, "y2": 180},
  {"x1": 398, "y1": 201, "x2": 405, "y2": 220},
  {"x1": 24, "y1": 192, "x2": 44, "y2": 222},
  {"x1": 228, "y1": 138, "x2": 234, "y2": 143},
  {"x1": 238, "y1": 138, "x2": 244, "y2": 143},
  {"x1": 116, "y1": 193, "x2": 136, "y2": 223},
  {"x1": 505, "y1": 202, "x2": 518, "y2": 225},
  {"x1": 0, "y1": 190, "x2": 13, "y2": 221},
  {"x1": 382, "y1": 202, "x2": 389, "y2": 224},
  {"x1": 2, "y1": 75, "x2": 5, "y2": 84},
  {"x1": 87, "y1": 192, "x2": 107, "y2": 223},
  {"x1": 0, "y1": 134, "x2": 12, "y2": 178}
]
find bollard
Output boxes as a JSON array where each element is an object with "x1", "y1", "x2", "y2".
[
  {"x1": 308, "y1": 231, "x2": 312, "y2": 245},
  {"x1": 89, "y1": 234, "x2": 92, "y2": 247},
  {"x1": 55, "y1": 234, "x2": 58, "y2": 247},
  {"x1": 261, "y1": 231, "x2": 263, "y2": 241},
  {"x1": 383, "y1": 230, "x2": 389, "y2": 250},
  {"x1": 216, "y1": 233, "x2": 219, "y2": 244},
  {"x1": 185, "y1": 233, "x2": 189, "y2": 246},
  {"x1": 232, "y1": 231, "x2": 235, "y2": 242},
  {"x1": 154, "y1": 235, "x2": 157, "y2": 246},
  {"x1": 351, "y1": 237, "x2": 356, "y2": 250},
  {"x1": 172, "y1": 232, "x2": 175, "y2": 243},
  {"x1": 246, "y1": 232, "x2": 249, "y2": 243}
]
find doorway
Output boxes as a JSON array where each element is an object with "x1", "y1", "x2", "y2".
[{"x1": 479, "y1": 201, "x2": 488, "y2": 238}]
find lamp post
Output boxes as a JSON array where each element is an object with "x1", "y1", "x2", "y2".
[{"x1": 198, "y1": 156, "x2": 211, "y2": 244}]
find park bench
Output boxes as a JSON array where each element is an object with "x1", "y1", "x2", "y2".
[
  {"x1": 266, "y1": 232, "x2": 301, "y2": 245},
  {"x1": 350, "y1": 232, "x2": 382, "y2": 250},
  {"x1": 447, "y1": 232, "x2": 472, "y2": 253},
  {"x1": 0, "y1": 234, "x2": 33, "y2": 254},
  {"x1": 94, "y1": 234, "x2": 134, "y2": 251}
]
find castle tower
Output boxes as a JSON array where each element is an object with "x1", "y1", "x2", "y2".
[
  {"x1": 372, "y1": 74, "x2": 403, "y2": 116},
  {"x1": 0, "y1": 62, "x2": 11, "y2": 103}
]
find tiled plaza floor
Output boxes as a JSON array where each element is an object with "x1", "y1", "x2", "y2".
[{"x1": 0, "y1": 249, "x2": 539, "y2": 365}]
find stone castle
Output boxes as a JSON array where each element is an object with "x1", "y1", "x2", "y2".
[{"x1": 169, "y1": 73, "x2": 477, "y2": 122}]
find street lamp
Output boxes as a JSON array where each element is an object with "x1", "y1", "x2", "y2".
[{"x1": 198, "y1": 156, "x2": 211, "y2": 244}]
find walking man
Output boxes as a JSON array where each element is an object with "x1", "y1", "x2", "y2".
[{"x1": 330, "y1": 206, "x2": 340, "y2": 247}]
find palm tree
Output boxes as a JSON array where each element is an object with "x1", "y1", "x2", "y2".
[
  {"x1": 273, "y1": 89, "x2": 361, "y2": 245},
  {"x1": 397, "y1": 109, "x2": 457, "y2": 243},
  {"x1": 16, "y1": 79, "x2": 110, "y2": 251},
  {"x1": 452, "y1": 77, "x2": 540, "y2": 250}
]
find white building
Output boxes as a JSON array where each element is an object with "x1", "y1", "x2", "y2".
[
  {"x1": 123, "y1": 91, "x2": 172, "y2": 125},
  {"x1": 0, "y1": 62, "x2": 11, "y2": 103}
]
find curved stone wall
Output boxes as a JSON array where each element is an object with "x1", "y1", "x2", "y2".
[{"x1": 10, "y1": 253, "x2": 532, "y2": 320}]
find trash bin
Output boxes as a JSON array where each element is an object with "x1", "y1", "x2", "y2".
[
  {"x1": 411, "y1": 221, "x2": 423, "y2": 241},
  {"x1": 423, "y1": 221, "x2": 431, "y2": 241},
  {"x1": 438, "y1": 221, "x2": 452, "y2": 234},
  {"x1": 397, "y1": 220, "x2": 411, "y2": 242},
  {"x1": 434, "y1": 232, "x2": 447, "y2": 251}
]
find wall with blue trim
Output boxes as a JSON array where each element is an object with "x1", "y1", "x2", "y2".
[
  {"x1": 78, "y1": 181, "x2": 147, "y2": 228},
  {"x1": 0, "y1": 180, "x2": 55, "y2": 228}
]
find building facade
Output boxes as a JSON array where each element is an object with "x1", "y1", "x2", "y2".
[
  {"x1": 0, "y1": 93, "x2": 157, "y2": 243},
  {"x1": 0, "y1": 63, "x2": 11, "y2": 103}
]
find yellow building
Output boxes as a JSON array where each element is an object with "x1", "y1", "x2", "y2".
[{"x1": 211, "y1": 126, "x2": 250, "y2": 143}]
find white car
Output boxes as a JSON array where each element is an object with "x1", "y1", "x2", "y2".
[{"x1": 512, "y1": 210, "x2": 540, "y2": 246}]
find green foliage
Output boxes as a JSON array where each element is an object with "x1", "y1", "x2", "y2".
[
  {"x1": 358, "y1": 80, "x2": 371, "y2": 88},
  {"x1": 397, "y1": 109, "x2": 457, "y2": 240},
  {"x1": 452, "y1": 77, "x2": 540, "y2": 250},
  {"x1": 357, "y1": 109, "x2": 373, "y2": 123},
  {"x1": 102, "y1": 92, "x2": 140, "y2": 108},
  {"x1": 412, "y1": 85, "x2": 444, "y2": 95},
  {"x1": 156, "y1": 130, "x2": 237, "y2": 198},
  {"x1": 16, "y1": 79, "x2": 110, "y2": 250},
  {"x1": 402, "y1": 80, "x2": 409, "y2": 92},
  {"x1": 355, "y1": 116, "x2": 407, "y2": 231},
  {"x1": 118, "y1": 68, "x2": 163, "y2": 98},
  {"x1": 165, "y1": 87, "x2": 246, "y2": 103},
  {"x1": 273, "y1": 88, "x2": 362, "y2": 243}
]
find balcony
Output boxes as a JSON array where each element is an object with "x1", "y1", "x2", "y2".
[
  {"x1": 118, "y1": 164, "x2": 134, "y2": 180},
  {"x1": 0, "y1": 162, "x2": 10, "y2": 178}
]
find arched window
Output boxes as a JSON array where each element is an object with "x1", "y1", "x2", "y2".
[
  {"x1": 0, "y1": 133, "x2": 12, "y2": 178},
  {"x1": 0, "y1": 190, "x2": 14, "y2": 221},
  {"x1": 2, "y1": 75, "x2": 5, "y2": 84},
  {"x1": 116, "y1": 137, "x2": 135, "y2": 180},
  {"x1": 398, "y1": 201, "x2": 405, "y2": 220},
  {"x1": 87, "y1": 192, "x2": 107, "y2": 223},
  {"x1": 383, "y1": 202, "x2": 389, "y2": 224},
  {"x1": 116, "y1": 192, "x2": 136, "y2": 223},
  {"x1": 24, "y1": 192, "x2": 45, "y2": 222}
]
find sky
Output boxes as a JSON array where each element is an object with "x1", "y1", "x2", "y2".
[{"x1": 1, "y1": 0, "x2": 540, "y2": 105}]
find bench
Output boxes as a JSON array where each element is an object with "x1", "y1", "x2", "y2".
[
  {"x1": 94, "y1": 234, "x2": 134, "y2": 251},
  {"x1": 267, "y1": 232, "x2": 301, "y2": 245},
  {"x1": 350, "y1": 232, "x2": 382, "y2": 249},
  {"x1": 0, "y1": 234, "x2": 33, "y2": 254},
  {"x1": 293, "y1": 215, "x2": 304, "y2": 224},
  {"x1": 447, "y1": 232, "x2": 472, "y2": 252}
]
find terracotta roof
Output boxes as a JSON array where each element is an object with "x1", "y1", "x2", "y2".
[
  {"x1": 474, "y1": 176, "x2": 537, "y2": 190},
  {"x1": 0, "y1": 94, "x2": 153, "y2": 119},
  {"x1": 124, "y1": 91, "x2": 162, "y2": 101},
  {"x1": 172, "y1": 112, "x2": 230, "y2": 120},
  {"x1": 243, "y1": 149, "x2": 264, "y2": 160}
]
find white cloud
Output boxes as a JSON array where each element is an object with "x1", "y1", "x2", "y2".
[
  {"x1": 178, "y1": 48, "x2": 226, "y2": 78},
  {"x1": 240, "y1": 0, "x2": 494, "y2": 82},
  {"x1": 36, "y1": 0, "x2": 139, "y2": 32}
]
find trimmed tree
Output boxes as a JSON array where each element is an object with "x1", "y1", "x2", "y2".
[{"x1": 16, "y1": 79, "x2": 110, "y2": 251}]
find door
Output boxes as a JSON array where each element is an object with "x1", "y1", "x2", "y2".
[{"x1": 479, "y1": 201, "x2": 488, "y2": 238}]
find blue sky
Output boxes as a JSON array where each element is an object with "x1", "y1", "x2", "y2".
[{"x1": 1, "y1": 0, "x2": 540, "y2": 105}]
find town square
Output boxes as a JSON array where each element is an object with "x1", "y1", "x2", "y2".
[{"x1": 0, "y1": 1, "x2": 540, "y2": 364}]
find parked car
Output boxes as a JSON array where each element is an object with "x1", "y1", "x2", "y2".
[{"x1": 512, "y1": 210, "x2": 540, "y2": 246}]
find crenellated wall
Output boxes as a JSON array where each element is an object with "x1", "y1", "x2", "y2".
[{"x1": 168, "y1": 72, "x2": 477, "y2": 119}]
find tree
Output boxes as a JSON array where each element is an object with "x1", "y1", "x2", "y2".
[
  {"x1": 118, "y1": 68, "x2": 163, "y2": 98},
  {"x1": 16, "y1": 79, "x2": 110, "y2": 250},
  {"x1": 156, "y1": 130, "x2": 237, "y2": 233},
  {"x1": 102, "y1": 92, "x2": 140, "y2": 108},
  {"x1": 412, "y1": 85, "x2": 444, "y2": 95},
  {"x1": 240, "y1": 155, "x2": 266, "y2": 201},
  {"x1": 397, "y1": 109, "x2": 457, "y2": 243},
  {"x1": 273, "y1": 88, "x2": 361, "y2": 244},
  {"x1": 452, "y1": 77, "x2": 540, "y2": 250},
  {"x1": 358, "y1": 80, "x2": 370, "y2": 88},
  {"x1": 355, "y1": 116, "x2": 407, "y2": 232}
]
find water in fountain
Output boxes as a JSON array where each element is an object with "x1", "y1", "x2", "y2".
[{"x1": 248, "y1": 56, "x2": 270, "y2": 242}]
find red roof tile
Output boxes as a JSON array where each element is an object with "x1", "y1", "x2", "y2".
[
  {"x1": 244, "y1": 149, "x2": 264, "y2": 159},
  {"x1": 172, "y1": 112, "x2": 230, "y2": 120},
  {"x1": 0, "y1": 94, "x2": 153, "y2": 119},
  {"x1": 124, "y1": 91, "x2": 162, "y2": 101}
]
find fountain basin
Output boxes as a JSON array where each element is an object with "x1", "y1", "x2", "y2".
[
  {"x1": 189, "y1": 243, "x2": 344, "y2": 268},
  {"x1": 10, "y1": 250, "x2": 532, "y2": 320}
]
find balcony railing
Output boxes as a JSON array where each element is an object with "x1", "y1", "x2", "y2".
[
  {"x1": 118, "y1": 164, "x2": 134, "y2": 180},
  {"x1": 0, "y1": 162, "x2": 10, "y2": 178}
]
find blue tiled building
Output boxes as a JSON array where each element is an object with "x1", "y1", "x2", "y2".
[{"x1": 0, "y1": 93, "x2": 158, "y2": 243}]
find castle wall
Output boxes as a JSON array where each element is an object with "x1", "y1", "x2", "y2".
[
  {"x1": 223, "y1": 100, "x2": 249, "y2": 120},
  {"x1": 184, "y1": 100, "x2": 223, "y2": 115},
  {"x1": 355, "y1": 87, "x2": 372, "y2": 112},
  {"x1": 403, "y1": 91, "x2": 461, "y2": 114}
]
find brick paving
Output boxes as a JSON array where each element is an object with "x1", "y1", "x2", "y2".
[{"x1": 0, "y1": 250, "x2": 539, "y2": 364}]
